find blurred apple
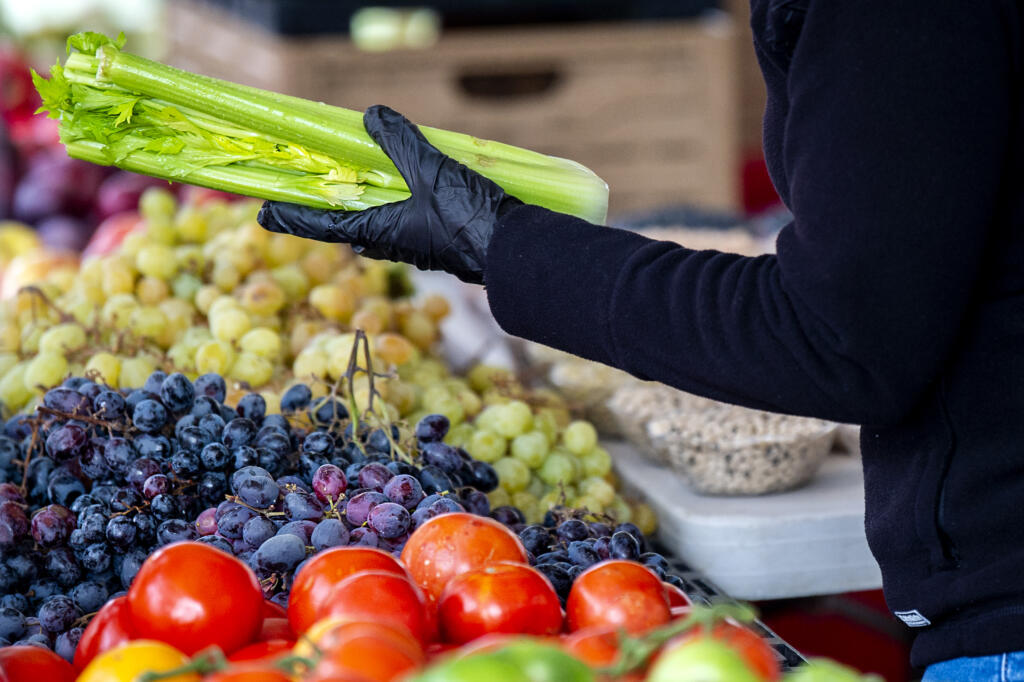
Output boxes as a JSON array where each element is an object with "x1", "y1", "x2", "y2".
[
  {"x1": 82, "y1": 211, "x2": 143, "y2": 258},
  {"x1": 1, "y1": 249, "x2": 78, "y2": 299}
]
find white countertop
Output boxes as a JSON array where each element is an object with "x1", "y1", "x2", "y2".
[{"x1": 608, "y1": 441, "x2": 883, "y2": 601}]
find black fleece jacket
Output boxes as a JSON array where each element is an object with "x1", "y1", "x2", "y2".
[{"x1": 485, "y1": 0, "x2": 1024, "y2": 668}]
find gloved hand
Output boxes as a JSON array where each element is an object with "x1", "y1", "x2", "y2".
[{"x1": 256, "y1": 105, "x2": 522, "y2": 285}]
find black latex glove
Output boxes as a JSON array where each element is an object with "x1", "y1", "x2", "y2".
[{"x1": 256, "y1": 105, "x2": 522, "y2": 285}]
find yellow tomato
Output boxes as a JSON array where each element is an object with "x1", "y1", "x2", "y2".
[{"x1": 78, "y1": 640, "x2": 199, "y2": 682}]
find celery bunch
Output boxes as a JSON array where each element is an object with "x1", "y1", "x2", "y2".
[{"x1": 33, "y1": 32, "x2": 609, "y2": 223}]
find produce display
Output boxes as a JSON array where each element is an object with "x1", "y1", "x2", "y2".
[
  {"x1": 33, "y1": 32, "x2": 609, "y2": 224},
  {"x1": 0, "y1": 31, "x2": 887, "y2": 682}
]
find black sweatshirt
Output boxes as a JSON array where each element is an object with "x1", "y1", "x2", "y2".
[{"x1": 485, "y1": 0, "x2": 1024, "y2": 668}]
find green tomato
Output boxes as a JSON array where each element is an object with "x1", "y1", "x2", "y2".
[
  {"x1": 408, "y1": 641, "x2": 595, "y2": 682},
  {"x1": 784, "y1": 659, "x2": 884, "y2": 682},
  {"x1": 647, "y1": 638, "x2": 763, "y2": 682}
]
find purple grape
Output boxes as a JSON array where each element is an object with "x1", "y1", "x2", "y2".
[
  {"x1": 383, "y1": 474, "x2": 424, "y2": 510},
  {"x1": 357, "y1": 463, "x2": 392, "y2": 492},
  {"x1": 242, "y1": 515, "x2": 279, "y2": 548},
  {"x1": 491, "y1": 506, "x2": 526, "y2": 527},
  {"x1": 427, "y1": 497, "x2": 464, "y2": 516},
  {"x1": 311, "y1": 464, "x2": 348, "y2": 505},
  {"x1": 0, "y1": 501, "x2": 28, "y2": 539},
  {"x1": 460, "y1": 489, "x2": 490, "y2": 517},
  {"x1": 37, "y1": 595, "x2": 80, "y2": 634},
  {"x1": 414, "y1": 413, "x2": 449, "y2": 443},
  {"x1": 231, "y1": 466, "x2": 279, "y2": 509},
  {"x1": 276, "y1": 520, "x2": 316, "y2": 544},
  {"x1": 127, "y1": 458, "x2": 162, "y2": 491},
  {"x1": 282, "y1": 492, "x2": 323, "y2": 522},
  {"x1": 344, "y1": 491, "x2": 387, "y2": 527},
  {"x1": 45, "y1": 424, "x2": 88, "y2": 461},
  {"x1": 367, "y1": 502, "x2": 410, "y2": 539},
  {"x1": 0, "y1": 483, "x2": 24, "y2": 504},
  {"x1": 609, "y1": 531, "x2": 641, "y2": 561},
  {"x1": 216, "y1": 505, "x2": 257, "y2": 540},
  {"x1": 349, "y1": 527, "x2": 379, "y2": 547},
  {"x1": 311, "y1": 518, "x2": 349, "y2": 551},
  {"x1": 593, "y1": 536, "x2": 611, "y2": 560},
  {"x1": 420, "y1": 441, "x2": 462, "y2": 474},
  {"x1": 30, "y1": 505, "x2": 73, "y2": 547},
  {"x1": 195, "y1": 507, "x2": 218, "y2": 536},
  {"x1": 193, "y1": 373, "x2": 226, "y2": 402},
  {"x1": 281, "y1": 384, "x2": 312, "y2": 414},
  {"x1": 142, "y1": 474, "x2": 171, "y2": 500},
  {"x1": 43, "y1": 388, "x2": 91, "y2": 415},
  {"x1": 251, "y1": 534, "x2": 305, "y2": 577}
]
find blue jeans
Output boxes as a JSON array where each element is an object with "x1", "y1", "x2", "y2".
[{"x1": 924, "y1": 652, "x2": 1024, "y2": 681}]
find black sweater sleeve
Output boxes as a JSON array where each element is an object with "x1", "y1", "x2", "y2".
[{"x1": 484, "y1": 1, "x2": 1014, "y2": 426}]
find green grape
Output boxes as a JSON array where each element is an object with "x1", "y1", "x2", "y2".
[
  {"x1": 208, "y1": 295, "x2": 241, "y2": 318},
  {"x1": 240, "y1": 327, "x2": 281, "y2": 359},
  {"x1": 136, "y1": 244, "x2": 177, "y2": 280},
  {"x1": 131, "y1": 306, "x2": 169, "y2": 341},
  {"x1": 606, "y1": 496, "x2": 633, "y2": 524},
  {"x1": 85, "y1": 353, "x2": 120, "y2": 386},
  {"x1": 526, "y1": 474, "x2": 547, "y2": 500},
  {"x1": 474, "y1": 404, "x2": 502, "y2": 433},
  {"x1": 210, "y1": 307, "x2": 252, "y2": 344},
  {"x1": 166, "y1": 343, "x2": 195, "y2": 374},
  {"x1": 579, "y1": 477, "x2": 616, "y2": 507},
  {"x1": 195, "y1": 340, "x2": 234, "y2": 375},
  {"x1": 574, "y1": 495, "x2": 604, "y2": 513},
  {"x1": 271, "y1": 264, "x2": 311, "y2": 300},
  {"x1": 0, "y1": 362, "x2": 31, "y2": 409},
  {"x1": 632, "y1": 503, "x2": 658, "y2": 535},
  {"x1": 139, "y1": 186, "x2": 177, "y2": 222},
  {"x1": 101, "y1": 265, "x2": 135, "y2": 297},
  {"x1": 230, "y1": 352, "x2": 274, "y2": 387},
  {"x1": 24, "y1": 351, "x2": 68, "y2": 390},
  {"x1": 533, "y1": 409, "x2": 560, "y2": 446},
  {"x1": 175, "y1": 206, "x2": 208, "y2": 242},
  {"x1": 172, "y1": 273, "x2": 202, "y2": 301},
  {"x1": 39, "y1": 323, "x2": 86, "y2": 355},
  {"x1": 181, "y1": 326, "x2": 213, "y2": 351},
  {"x1": 538, "y1": 451, "x2": 577, "y2": 486},
  {"x1": 100, "y1": 294, "x2": 139, "y2": 330},
  {"x1": 443, "y1": 422, "x2": 475, "y2": 449},
  {"x1": 293, "y1": 348, "x2": 328, "y2": 380},
  {"x1": 466, "y1": 428, "x2": 507, "y2": 463},
  {"x1": 511, "y1": 492, "x2": 539, "y2": 522},
  {"x1": 487, "y1": 488, "x2": 512, "y2": 509},
  {"x1": 491, "y1": 400, "x2": 534, "y2": 438},
  {"x1": 0, "y1": 352, "x2": 18, "y2": 379},
  {"x1": 119, "y1": 356, "x2": 156, "y2": 389},
  {"x1": 580, "y1": 446, "x2": 613, "y2": 478},
  {"x1": 563, "y1": 420, "x2": 598, "y2": 455},
  {"x1": 510, "y1": 431, "x2": 550, "y2": 468},
  {"x1": 211, "y1": 260, "x2": 241, "y2": 291},
  {"x1": 493, "y1": 457, "x2": 531, "y2": 493},
  {"x1": 19, "y1": 325, "x2": 43, "y2": 354},
  {"x1": 425, "y1": 393, "x2": 466, "y2": 426}
]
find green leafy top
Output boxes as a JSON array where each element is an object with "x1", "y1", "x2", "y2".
[
  {"x1": 31, "y1": 62, "x2": 71, "y2": 118},
  {"x1": 66, "y1": 31, "x2": 125, "y2": 55}
]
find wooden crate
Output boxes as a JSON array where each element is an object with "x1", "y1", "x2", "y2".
[{"x1": 166, "y1": 1, "x2": 741, "y2": 217}]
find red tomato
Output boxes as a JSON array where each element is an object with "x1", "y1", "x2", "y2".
[
  {"x1": 562, "y1": 625, "x2": 622, "y2": 667},
  {"x1": 127, "y1": 541, "x2": 264, "y2": 655},
  {"x1": 672, "y1": 623, "x2": 781, "y2": 682},
  {"x1": 438, "y1": 561, "x2": 563, "y2": 644},
  {"x1": 566, "y1": 561, "x2": 671, "y2": 634},
  {"x1": 321, "y1": 570, "x2": 432, "y2": 644},
  {"x1": 262, "y1": 600, "x2": 287, "y2": 620},
  {"x1": 259, "y1": 618, "x2": 293, "y2": 642},
  {"x1": 0, "y1": 646, "x2": 76, "y2": 682},
  {"x1": 400, "y1": 513, "x2": 529, "y2": 602},
  {"x1": 74, "y1": 595, "x2": 136, "y2": 671},
  {"x1": 289, "y1": 547, "x2": 407, "y2": 636},
  {"x1": 663, "y1": 582, "x2": 692, "y2": 608},
  {"x1": 204, "y1": 665, "x2": 292, "y2": 682},
  {"x1": 228, "y1": 639, "x2": 294, "y2": 663},
  {"x1": 309, "y1": 621, "x2": 426, "y2": 682}
]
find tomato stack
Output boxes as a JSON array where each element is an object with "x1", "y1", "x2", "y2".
[{"x1": 0, "y1": 509, "x2": 878, "y2": 682}]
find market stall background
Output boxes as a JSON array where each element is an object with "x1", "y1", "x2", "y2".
[{"x1": 0, "y1": 1, "x2": 914, "y2": 680}]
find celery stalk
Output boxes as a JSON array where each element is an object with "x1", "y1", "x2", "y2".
[{"x1": 36, "y1": 33, "x2": 609, "y2": 223}]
